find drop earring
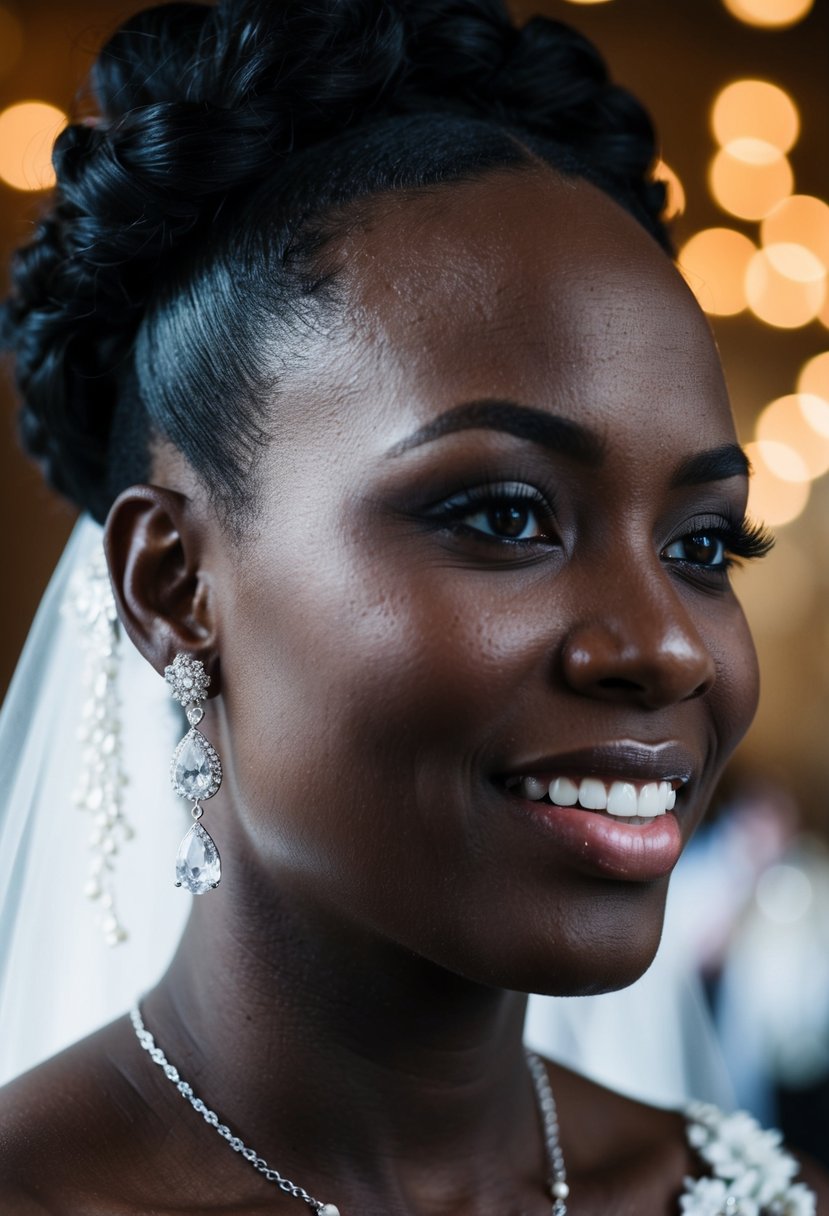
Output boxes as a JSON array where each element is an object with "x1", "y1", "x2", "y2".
[{"x1": 164, "y1": 654, "x2": 223, "y2": 894}]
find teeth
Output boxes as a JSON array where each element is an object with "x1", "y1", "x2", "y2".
[
  {"x1": 578, "y1": 778, "x2": 607, "y2": 811},
  {"x1": 607, "y1": 781, "x2": 638, "y2": 817},
  {"x1": 549, "y1": 777, "x2": 579, "y2": 807},
  {"x1": 514, "y1": 774, "x2": 683, "y2": 818},
  {"x1": 637, "y1": 783, "x2": 661, "y2": 818}
]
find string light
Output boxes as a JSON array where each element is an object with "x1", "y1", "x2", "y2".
[
  {"x1": 797, "y1": 352, "x2": 829, "y2": 407},
  {"x1": 678, "y1": 228, "x2": 755, "y2": 316},
  {"x1": 721, "y1": 0, "x2": 814, "y2": 28},
  {"x1": 653, "y1": 159, "x2": 685, "y2": 220},
  {"x1": 745, "y1": 245, "x2": 826, "y2": 328},
  {"x1": 799, "y1": 394, "x2": 829, "y2": 442},
  {"x1": 711, "y1": 79, "x2": 800, "y2": 153},
  {"x1": 745, "y1": 440, "x2": 811, "y2": 526},
  {"x1": 0, "y1": 101, "x2": 67, "y2": 192},
  {"x1": 709, "y1": 140, "x2": 793, "y2": 221},
  {"x1": 756, "y1": 394, "x2": 829, "y2": 480},
  {"x1": 761, "y1": 195, "x2": 829, "y2": 274},
  {"x1": 794, "y1": 356, "x2": 829, "y2": 439}
]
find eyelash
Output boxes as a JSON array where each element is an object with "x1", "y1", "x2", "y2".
[
  {"x1": 663, "y1": 517, "x2": 774, "y2": 573},
  {"x1": 428, "y1": 482, "x2": 555, "y2": 544},
  {"x1": 426, "y1": 482, "x2": 775, "y2": 571}
]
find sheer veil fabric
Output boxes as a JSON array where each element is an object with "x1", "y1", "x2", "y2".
[
  {"x1": 0, "y1": 517, "x2": 733, "y2": 1109},
  {"x1": 0, "y1": 517, "x2": 188, "y2": 1083}
]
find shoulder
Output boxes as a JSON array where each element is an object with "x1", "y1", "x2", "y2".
[
  {"x1": 0, "y1": 1017, "x2": 159, "y2": 1214},
  {"x1": 546, "y1": 1057, "x2": 695, "y2": 1211},
  {"x1": 546, "y1": 1059, "x2": 827, "y2": 1214},
  {"x1": 0, "y1": 1184, "x2": 51, "y2": 1215}
]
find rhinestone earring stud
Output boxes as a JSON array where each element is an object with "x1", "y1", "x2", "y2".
[{"x1": 164, "y1": 654, "x2": 223, "y2": 894}]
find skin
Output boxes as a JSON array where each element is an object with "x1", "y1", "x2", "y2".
[{"x1": 1, "y1": 167, "x2": 826, "y2": 1215}]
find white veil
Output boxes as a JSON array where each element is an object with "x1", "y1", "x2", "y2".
[
  {"x1": 0, "y1": 517, "x2": 734, "y2": 1108},
  {"x1": 0, "y1": 516, "x2": 188, "y2": 1083}
]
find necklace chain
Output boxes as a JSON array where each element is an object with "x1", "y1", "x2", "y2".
[{"x1": 130, "y1": 1002, "x2": 569, "y2": 1215}]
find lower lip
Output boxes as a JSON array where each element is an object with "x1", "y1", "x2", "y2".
[{"x1": 509, "y1": 796, "x2": 684, "y2": 882}]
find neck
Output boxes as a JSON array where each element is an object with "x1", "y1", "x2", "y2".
[{"x1": 144, "y1": 879, "x2": 545, "y2": 1213}]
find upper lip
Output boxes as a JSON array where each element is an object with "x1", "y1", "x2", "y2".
[{"x1": 496, "y1": 740, "x2": 697, "y2": 786}]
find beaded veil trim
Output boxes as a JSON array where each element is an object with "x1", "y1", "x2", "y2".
[{"x1": 680, "y1": 1101, "x2": 816, "y2": 1216}]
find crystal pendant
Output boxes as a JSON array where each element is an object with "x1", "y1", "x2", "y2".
[
  {"x1": 171, "y1": 728, "x2": 222, "y2": 801},
  {"x1": 175, "y1": 822, "x2": 221, "y2": 894}
]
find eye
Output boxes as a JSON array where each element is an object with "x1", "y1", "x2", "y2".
[
  {"x1": 463, "y1": 499, "x2": 545, "y2": 541},
  {"x1": 433, "y1": 482, "x2": 556, "y2": 545},
  {"x1": 662, "y1": 532, "x2": 727, "y2": 568}
]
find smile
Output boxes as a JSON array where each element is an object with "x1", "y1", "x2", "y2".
[{"x1": 504, "y1": 775, "x2": 683, "y2": 824}]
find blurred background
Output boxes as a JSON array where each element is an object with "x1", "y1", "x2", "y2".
[{"x1": 0, "y1": 0, "x2": 827, "y2": 1165}]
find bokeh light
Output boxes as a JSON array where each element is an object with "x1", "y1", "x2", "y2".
[
  {"x1": 721, "y1": 0, "x2": 814, "y2": 28},
  {"x1": 678, "y1": 228, "x2": 755, "y2": 316},
  {"x1": 745, "y1": 245, "x2": 826, "y2": 328},
  {"x1": 653, "y1": 159, "x2": 685, "y2": 220},
  {"x1": 0, "y1": 101, "x2": 67, "y2": 192},
  {"x1": 751, "y1": 435, "x2": 810, "y2": 482},
  {"x1": 711, "y1": 80, "x2": 799, "y2": 153},
  {"x1": 709, "y1": 140, "x2": 793, "y2": 221},
  {"x1": 756, "y1": 394, "x2": 829, "y2": 480},
  {"x1": 746, "y1": 440, "x2": 811, "y2": 526},
  {"x1": 734, "y1": 532, "x2": 816, "y2": 635},
  {"x1": 761, "y1": 195, "x2": 829, "y2": 273},
  {"x1": 797, "y1": 352, "x2": 829, "y2": 407},
  {"x1": 0, "y1": 8, "x2": 23, "y2": 79},
  {"x1": 800, "y1": 394, "x2": 829, "y2": 441},
  {"x1": 756, "y1": 864, "x2": 813, "y2": 924}
]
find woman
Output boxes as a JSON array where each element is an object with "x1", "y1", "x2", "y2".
[{"x1": 0, "y1": 0, "x2": 825, "y2": 1211}]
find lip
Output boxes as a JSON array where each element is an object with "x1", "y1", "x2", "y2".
[
  {"x1": 497, "y1": 740, "x2": 696, "y2": 787},
  {"x1": 495, "y1": 740, "x2": 697, "y2": 883}
]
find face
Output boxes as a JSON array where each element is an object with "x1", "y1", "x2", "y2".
[{"x1": 191, "y1": 168, "x2": 760, "y2": 995}]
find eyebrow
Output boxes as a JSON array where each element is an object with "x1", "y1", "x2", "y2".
[
  {"x1": 387, "y1": 399, "x2": 605, "y2": 464},
  {"x1": 388, "y1": 399, "x2": 750, "y2": 489},
  {"x1": 669, "y1": 444, "x2": 750, "y2": 487}
]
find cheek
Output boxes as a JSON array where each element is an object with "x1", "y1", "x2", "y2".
[
  {"x1": 215, "y1": 559, "x2": 489, "y2": 838},
  {"x1": 213, "y1": 547, "x2": 553, "y2": 919}
]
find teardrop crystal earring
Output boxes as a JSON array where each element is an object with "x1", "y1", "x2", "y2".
[{"x1": 164, "y1": 654, "x2": 223, "y2": 894}]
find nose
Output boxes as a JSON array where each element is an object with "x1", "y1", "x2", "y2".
[{"x1": 560, "y1": 578, "x2": 717, "y2": 710}]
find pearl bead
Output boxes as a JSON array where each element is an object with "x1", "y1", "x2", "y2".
[
  {"x1": 319, "y1": 1206, "x2": 341, "y2": 1216},
  {"x1": 552, "y1": 1180, "x2": 570, "y2": 1199}
]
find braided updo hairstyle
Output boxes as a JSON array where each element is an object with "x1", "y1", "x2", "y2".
[{"x1": 2, "y1": 0, "x2": 670, "y2": 530}]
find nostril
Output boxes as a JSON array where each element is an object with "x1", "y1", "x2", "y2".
[{"x1": 598, "y1": 677, "x2": 644, "y2": 692}]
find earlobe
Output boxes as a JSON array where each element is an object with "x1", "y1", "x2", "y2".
[{"x1": 104, "y1": 486, "x2": 218, "y2": 684}]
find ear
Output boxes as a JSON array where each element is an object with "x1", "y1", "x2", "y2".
[{"x1": 104, "y1": 485, "x2": 220, "y2": 691}]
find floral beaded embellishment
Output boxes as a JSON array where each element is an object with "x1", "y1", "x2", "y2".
[
  {"x1": 164, "y1": 653, "x2": 210, "y2": 707},
  {"x1": 680, "y1": 1102, "x2": 816, "y2": 1216}
]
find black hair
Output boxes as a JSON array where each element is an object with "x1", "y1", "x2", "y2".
[{"x1": 1, "y1": 0, "x2": 670, "y2": 528}]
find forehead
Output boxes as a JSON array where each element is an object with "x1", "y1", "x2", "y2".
[{"x1": 318, "y1": 167, "x2": 733, "y2": 449}]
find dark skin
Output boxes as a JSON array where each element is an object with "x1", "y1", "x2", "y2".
[{"x1": 2, "y1": 168, "x2": 827, "y2": 1215}]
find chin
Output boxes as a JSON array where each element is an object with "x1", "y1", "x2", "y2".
[
  {"x1": 521, "y1": 947, "x2": 663, "y2": 999},
  {"x1": 443, "y1": 878, "x2": 670, "y2": 998}
]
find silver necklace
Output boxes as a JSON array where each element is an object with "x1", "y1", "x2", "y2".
[{"x1": 130, "y1": 1003, "x2": 570, "y2": 1215}]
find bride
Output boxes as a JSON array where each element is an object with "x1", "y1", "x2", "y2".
[{"x1": 0, "y1": 1, "x2": 825, "y2": 1212}]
